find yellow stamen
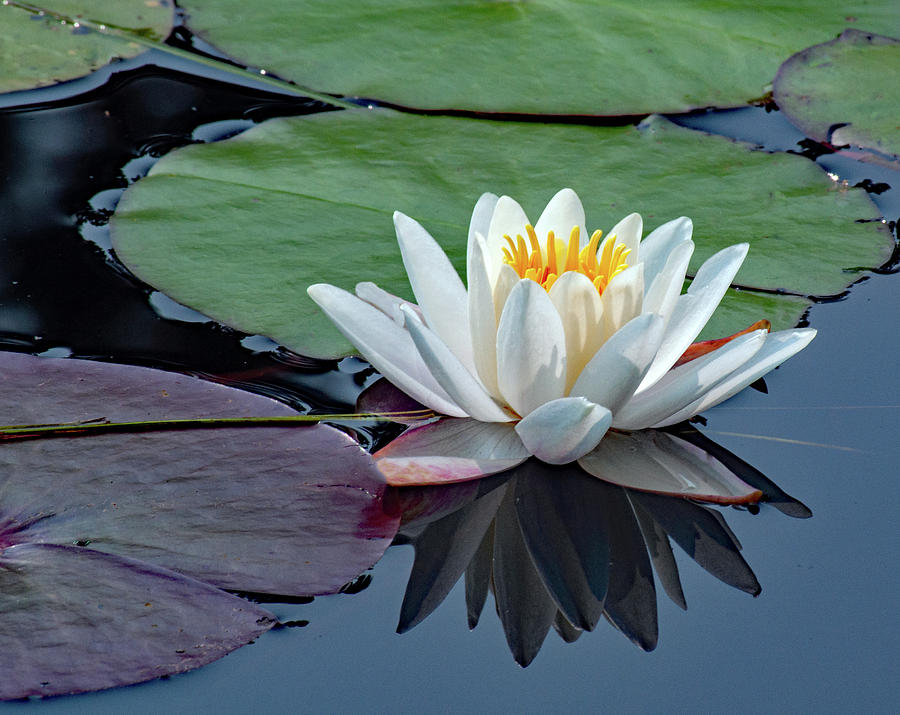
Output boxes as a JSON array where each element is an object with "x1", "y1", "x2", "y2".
[{"x1": 502, "y1": 223, "x2": 629, "y2": 296}]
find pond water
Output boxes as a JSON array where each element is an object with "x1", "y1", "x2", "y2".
[{"x1": 1, "y1": 48, "x2": 898, "y2": 714}]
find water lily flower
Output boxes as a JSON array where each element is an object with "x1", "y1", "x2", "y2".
[{"x1": 308, "y1": 189, "x2": 816, "y2": 478}]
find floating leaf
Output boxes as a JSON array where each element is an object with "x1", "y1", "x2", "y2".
[
  {"x1": 775, "y1": 30, "x2": 900, "y2": 162},
  {"x1": 0, "y1": 543, "x2": 275, "y2": 700},
  {"x1": 178, "y1": 0, "x2": 898, "y2": 114},
  {"x1": 0, "y1": 352, "x2": 398, "y2": 596},
  {"x1": 111, "y1": 111, "x2": 889, "y2": 358},
  {"x1": 0, "y1": 1, "x2": 174, "y2": 94}
]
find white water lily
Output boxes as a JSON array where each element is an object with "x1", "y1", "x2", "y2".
[{"x1": 308, "y1": 189, "x2": 815, "y2": 479}]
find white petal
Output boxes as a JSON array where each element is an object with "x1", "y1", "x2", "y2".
[
  {"x1": 600, "y1": 262, "x2": 645, "y2": 341},
  {"x1": 496, "y1": 279, "x2": 567, "y2": 416},
  {"x1": 485, "y1": 196, "x2": 530, "y2": 285},
  {"x1": 613, "y1": 330, "x2": 767, "y2": 429},
  {"x1": 642, "y1": 239, "x2": 694, "y2": 324},
  {"x1": 638, "y1": 243, "x2": 748, "y2": 391},
  {"x1": 492, "y1": 263, "x2": 520, "y2": 323},
  {"x1": 639, "y1": 217, "x2": 693, "y2": 286},
  {"x1": 467, "y1": 233, "x2": 501, "y2": 398},
  {"x1": 652, "y1": 328, "x2": 817, "y2": 427},
  {"x1": 306, "y1": 283, "x2": 466, "y2": 417},
  {"x1": 401, "y1": 306, "x2": 513, "y2": 422},
  {"x1": 515, "y1": 397, "x2": 611, "y2": 464},
  {"x1": 605, "y1": 212, "x2": 643, "y2": 261},
  {"x1": 355, "y1": 281, "x2": 423, "y2": 325},
  {"x1": 374, "y1": 418, "x2": 529, "y2": 486},
  {"x1": 307, "y1": 284, "x2": 466, "y2": 416},
  {"x1": 534, "y1": 188, "x2": 587, "y2": 251},
  {"x1": 578, "y1": 430, "x2": 762, "y2": 503},
  {"x1": 468, "y1": 192, "x2": 499, "y2": 248},
  {"x1": 570, "y1": 312, "x2": 665, "y2": 413},
  {"x1": 394, "y1": 211, "x2": 475, "y2": 373},
  {"x1": 547, "y1": 271, "x2": 605, "y2": 391}
]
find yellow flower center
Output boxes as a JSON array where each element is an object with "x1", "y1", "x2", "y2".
[{"x1": 502, "y1": 225, "x2": 631, "y2": 295}]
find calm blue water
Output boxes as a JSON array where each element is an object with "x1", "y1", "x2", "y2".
[{"x1": 1, "y1": 50, "x2": 898, "y2": 714}]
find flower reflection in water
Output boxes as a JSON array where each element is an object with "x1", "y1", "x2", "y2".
[{"x1": 389, "y1": 427, "x2": 809, "y2": 666}]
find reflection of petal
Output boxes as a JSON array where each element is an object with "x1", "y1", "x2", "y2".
[
  {"x1": 375, "y1": 419, "x2": 529, "y2": 486},
  {"x1": 668, "y1": 425, "x2": 812, "y2": 518},
  {"x1": 465, "y1": 522, "x2": 495, "y2": 629},
  {"x1": 629, "y1": 491, "x2": 761, "y2": 596},
  {"x1": 631, "y1": 499, "x2": 687, "y2": 610},
  {"x1": 493, "y1": 487, "x2": 558, "y2": 667},
  {"x1": 578, "y1": 430, "x2": 763, "y2": 503},
  {"x1": 514, "y1": 462, "x2": 607, "y2": 630},
  {"x1": 396, "y1": 483, "x2": 508, "y2": 633}
]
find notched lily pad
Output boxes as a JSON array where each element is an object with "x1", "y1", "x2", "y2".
[
  {"x1": 111, "y1": 110, "x2": 890, "y2": 359},
  {"x1": 774, "y1": 29, "x2": 900, "y2": 163},
  {"x1": 178, "y1": 0, "x2": 898, "y2": 115},
  {"x1": 0, "y1": 1, "x2": 174, "y2": 95},
  {"x1": 0, "y1": 543, "x2": 276, "y2": 700}
]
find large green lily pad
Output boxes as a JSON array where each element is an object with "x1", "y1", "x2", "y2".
[
  {"x1": 774, "y1": 29, "x2": 900, "y2": 162},
  {"x1": 0, "y1": 1, "x2": 174, "y2": 94},
  {"x1": 178, "y1": 0, "x2": 898, "y2": 114},
  {"x1": 110, "y1": 110, "x2": 890, "y2": 358}
]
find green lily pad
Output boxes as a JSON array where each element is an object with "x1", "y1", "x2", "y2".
[
  {"x1": 0, "y1": 1, "x2": 174, "y2": 94},
  {"x1": 774, "y1": 29, "x2": 900, "y2": 162},
  {"x1": 178, "y1": 0, "x2": 898, "y2": 114},
  {"x1": 110, "y1": 110, "x2": 890, "y2": 358}
]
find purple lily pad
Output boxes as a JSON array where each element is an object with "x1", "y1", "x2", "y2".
[
  {"x1": 0, "y1": 352, "x2": 400, "y2": 596},
  {"x1": 0, "y1": 543, "x2": 276, "y2": 700}
]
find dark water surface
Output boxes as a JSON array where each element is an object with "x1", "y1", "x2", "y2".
[{"x1": 1, "y1": 51, "x2": 898, "y2": 714}]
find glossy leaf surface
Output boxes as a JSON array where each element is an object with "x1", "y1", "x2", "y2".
[
  {"x1": 179, "y1": 0, "x2": 897, "y2": 114},
  {"x1": 111, "y1": 111, "x2": 889, "y2": 358},
  {"x1": 0, "y1": 2, "x2": 174, "y2": 94},
  {"x1": 0, "y1": 544, "x2": 275, "y2": 700},
  {"x1": 775, "y1": 30, "x2": 900, "y2": 162}
]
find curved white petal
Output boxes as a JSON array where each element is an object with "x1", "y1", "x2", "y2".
[
  {"x1": 374, "y1": 418, "x2": 529, "y2": 486},
  {"x1": 496, "y1": 279, "x2": 567, "y2": 416},
  {"x1": 578, "y1": 430, "x2": 762, "y2": 504},
  {"x1": 570, "y1": 312, "x2": 665, "y2": 413},
  {"x1": 638, "y1": 243, "x2": 748, "y2": 391},
  {"x1": 468, "y1": 192, "x2": 499, "y2": 248},
  {"x1": 307, "y1": 284, "x2": 466, "y2": 417},
  {"x1": 401, "y1": 306, "x2": 513, "y2": 423},
  {"x1": 467, "y1": 232, "x2": 501, "y2": 398},
  {"x1": 492, "y1": 263, "x2": 520, "y2": 323},
  {"x1": 355, "y1": 281, "x2": 423, "y2": 325},
  {"x1": 605, "y1": 212, "x2": 643, "y2": 261},
  {"x1": 534, "y1": 188, "x2": 587, "y2": 252},
  {"x1": 394, "y1": 211, "x2": 475, "y2": 373},
  {"x1": 639, "y1": 217, "x2": 693, "y2": 286},
  {"x1": 485, "y1": 196, "x2": 530, "y2": 285},
  {"x1": 642, "y1": 239, "x2": 694, "y2": 325},
  {"x1": 600, "y1": 262, "x2": 645, "y2": 341},
  {"x1": 613, "y1": 329, "x2": 767, "y2": 429},
  {"x1": 652, "y1": 328, "x2": 817, "y2": 427},
  {"x1": 548, "y1": 271, "x2": 605, "y2": 391},
  {"x1": 515, "y1": 397, "x2": 611, "y2": 464}
]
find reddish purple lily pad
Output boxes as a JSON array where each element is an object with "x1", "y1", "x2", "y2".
[{"x1": 0, "y1": 543, "x2": 276, "y2": 700}]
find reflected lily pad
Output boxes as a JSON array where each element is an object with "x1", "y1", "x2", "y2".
[
  {"x1": 178, "y1": 0, "x2": 898, "y2": 114},
  {"x1": 0, "y1": 544, "x2": 276, "y2": 700},
  {"x1": 111, "y1": 110, "x2": 889, "y2": 358},
  {"x1": 0, "y1": 1, "x2": 174, "y2": 94},
  {"x1": 0, "y1": 352, "x2": 399, "y2": 595},
  {"x1": 775, "y1": 30, "x2": 900, "y2": 162}
]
